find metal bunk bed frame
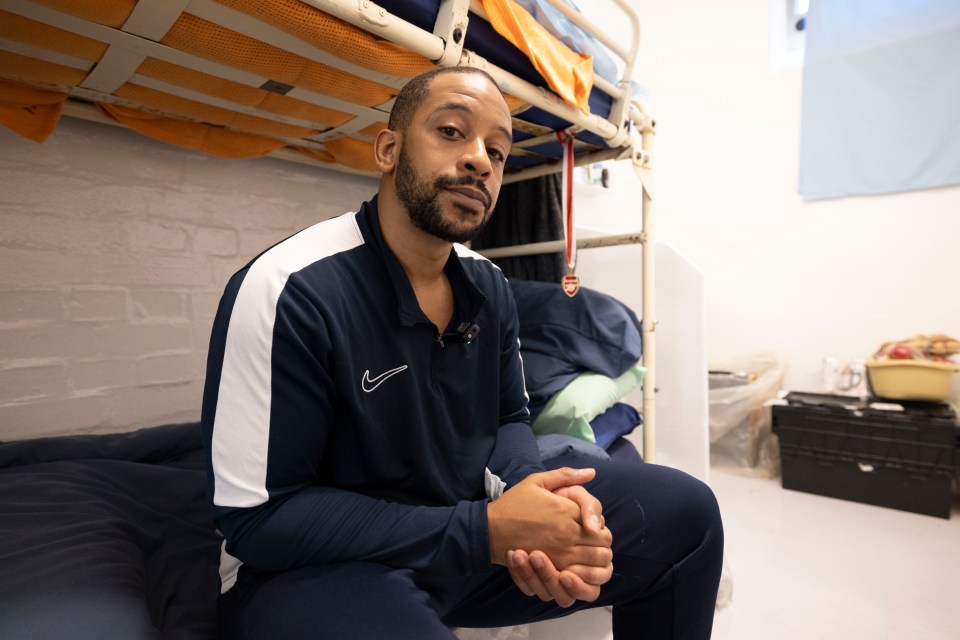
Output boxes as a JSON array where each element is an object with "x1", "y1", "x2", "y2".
[{"x1": 3, "y1": 0, "x2": 658, "y2": 460}]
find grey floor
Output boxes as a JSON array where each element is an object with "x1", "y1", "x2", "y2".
[
  {"x1": 459, "y1": 469, "x2": 960, "y2": 640},
  {"x1": 711, "y1": 470, "x2": 960, "y2": 640}
]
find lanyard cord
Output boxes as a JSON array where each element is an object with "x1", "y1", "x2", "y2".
[{"x1": 556, "y1": 129, "x2": 576, "y2": 273}]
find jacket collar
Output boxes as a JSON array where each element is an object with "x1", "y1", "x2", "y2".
[{"x1": 357, "y1": 196, "x2": 487, "y2": 331}]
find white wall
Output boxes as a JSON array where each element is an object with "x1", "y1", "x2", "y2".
[
  {"x1": 0, "y1": 118, "x2": 375, "y2": 440},
  {"x1": 580, "y1": 0, "x2": 960, "y2": 393}
]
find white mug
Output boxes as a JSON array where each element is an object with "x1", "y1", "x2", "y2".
[{"x1": 822, "y1": 357, "x2": 866, "y2": 395}]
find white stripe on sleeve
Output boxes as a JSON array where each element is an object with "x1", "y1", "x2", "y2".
[{"x1": 211, "y1": 213, "x2": 363, "y2": 508}]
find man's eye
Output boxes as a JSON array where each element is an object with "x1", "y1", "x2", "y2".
[
  {"x1": 439, "y1": 126, "x2": 459, "y2": 137},
  {"x1": 488, "y1": 149, "x2": 505, "y2": 162}
]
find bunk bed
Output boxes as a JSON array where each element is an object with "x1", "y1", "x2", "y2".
[
  {"x1": 0, "y1": 0, "x2": 657, "y2": 636},
  {"x1": 0, "y1": 2, "x2": 657, "y2": 453}
]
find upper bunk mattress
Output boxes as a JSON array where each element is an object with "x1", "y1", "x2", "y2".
[{"x1": 0, "y1": 0, "x2": 640, "y2": 175}]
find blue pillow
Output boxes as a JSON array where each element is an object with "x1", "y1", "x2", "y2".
[
  {"x1": 537, "y1": 434, "x2": 610, "y2": 462},
  {"x1": 590, "y1": 402, "x2": 642, "y2": 450}
]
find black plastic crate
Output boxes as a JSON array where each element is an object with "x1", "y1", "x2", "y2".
[{"x1": 772, "y1": 392, "x2": 959, "y2": 519}]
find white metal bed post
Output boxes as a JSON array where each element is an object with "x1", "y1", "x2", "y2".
[{"x1": 636, "y1": 115, "x2": 656, "y2": 463}]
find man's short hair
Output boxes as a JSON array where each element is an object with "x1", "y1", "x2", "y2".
[{"x1": 387, "y1": 67, "x2": 502, "y2": 132}]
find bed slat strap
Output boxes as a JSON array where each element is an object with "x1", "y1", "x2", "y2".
[
  {"x1": 79, "y1": 48, "x2": 145, "y2": 94},
  {"x1": 123, "y1": 0, "x2": 189, "y2": 40}
]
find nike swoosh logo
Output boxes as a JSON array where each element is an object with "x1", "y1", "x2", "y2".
[{"x1": 361, "y1": 365, "x2": 409, "y2": 393}]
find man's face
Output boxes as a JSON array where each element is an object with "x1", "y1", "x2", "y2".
[
  {"x1": 395, "y1": 144, "x2": 493, "y2": 243},
  {"x1": 394, "y1": 73, "x2": 513, "y2": 244}
]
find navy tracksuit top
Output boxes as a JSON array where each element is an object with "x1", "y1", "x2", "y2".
[{"x1": 201, "y1": 197, "x2": 544, "y2": 577}]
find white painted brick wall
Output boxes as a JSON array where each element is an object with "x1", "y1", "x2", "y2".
[{"x1": 0, "y1": 118, "x2": 376, "y2": 440}]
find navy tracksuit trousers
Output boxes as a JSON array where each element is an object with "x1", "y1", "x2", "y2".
[{"x1": 218, "y1": 455, "x2": 724, "y2": 639}]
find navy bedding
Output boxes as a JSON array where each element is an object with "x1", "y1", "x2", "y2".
[
  {"x1": 0, "y1": 423, "x2": 221, "y2": 640},
  {"x1": 509, "y1": 278, "x2": 643, "y2": 418}
]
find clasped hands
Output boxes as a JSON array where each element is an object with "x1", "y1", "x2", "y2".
[{"x1": 487, "y1": 467, "x2": 612, "y2": 608}]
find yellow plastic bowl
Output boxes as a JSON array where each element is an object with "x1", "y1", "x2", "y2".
[{"x1": 865, "y1": 358, "x2": 959, "y2": 402}]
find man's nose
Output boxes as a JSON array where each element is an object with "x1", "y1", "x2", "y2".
[{"x1": 459, "y1": 138, "x2": 492, "y2": 177}]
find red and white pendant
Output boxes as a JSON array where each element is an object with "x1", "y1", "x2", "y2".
[{"x1": 562, "y1": 273, "x2": 581, "y2": 297}]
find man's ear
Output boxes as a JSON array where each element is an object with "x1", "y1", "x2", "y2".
[{"x1": 374, "y1": 129, "x2": 399, "y2": 174}]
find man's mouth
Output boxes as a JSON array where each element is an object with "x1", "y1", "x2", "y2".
[{"x1": 445, "y1": 185, "x2": 490, "y2": 213}]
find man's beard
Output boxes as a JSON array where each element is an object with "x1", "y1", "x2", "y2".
[{"x1": 394, "y1": 146, "x2": 493, "y2": 243}]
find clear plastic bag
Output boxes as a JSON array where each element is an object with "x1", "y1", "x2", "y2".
[{"x1": 709, "y1": 354, "x2": 786, "y2": 478}]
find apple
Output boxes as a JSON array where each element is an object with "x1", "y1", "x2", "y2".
[{"x1": 888, "y1": 343, "x2": 913, "y2": 359}]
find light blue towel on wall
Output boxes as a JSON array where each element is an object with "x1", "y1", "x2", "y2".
[{"x1": 799, "y1": 0, "x2": 960, "y2": 200}]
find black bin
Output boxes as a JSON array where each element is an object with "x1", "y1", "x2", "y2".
[{"x1": 772, "y1": 392, "x2": 959, "y2": 519}]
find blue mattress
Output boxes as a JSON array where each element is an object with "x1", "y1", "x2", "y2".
[{"x1": 380, "y1": 0, "x2": 617, "y2": 165}]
